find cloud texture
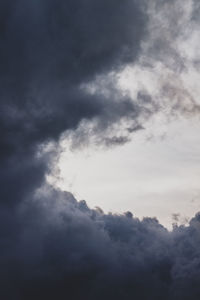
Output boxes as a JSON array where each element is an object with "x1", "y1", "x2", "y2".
[
  {"x1": 0, "y1": 0, "x2": 200, "y2": 299},
  {"x1": 1, "y1": 187, "x2": 200, "y2": 299}
]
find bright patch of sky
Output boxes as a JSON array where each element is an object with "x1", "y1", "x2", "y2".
[{"x1": 56, "y1": 116, "x2": 200, "y2": 229}]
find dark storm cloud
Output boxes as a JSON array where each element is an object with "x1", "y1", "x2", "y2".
[
  {"x1": 1, "y1": 1, "x2": 200, "y2": 299},
  {"x1": 0, "y1": 187, "x2": 200, "y2": 299},
  {"x1": 0, "y1": 0, "x2": 148, "y2": 207},
  {"x1": 0, "y1": 0, "x2": 147, "y2": 162}
]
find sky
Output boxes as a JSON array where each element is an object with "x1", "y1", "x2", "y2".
[
  {"x1": 1, "y1": 0, "x2": 200, "y2": 299},
  {"x1": 58, "y1": 117, "x2": 200, "y2": 228}
]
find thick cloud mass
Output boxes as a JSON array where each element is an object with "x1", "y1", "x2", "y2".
[
  {"x1": 0, "y1": 0, "x2": 146, "y2": 161},
  {"x1": 0, "y1": 0, "x2": 147, "y2": 205},
  {"x1": 1, "y1": 1, "x2": 200, "y2": 299},
  {"x1": 1, "y1": 187, "x2": 200, "y2": 299}
]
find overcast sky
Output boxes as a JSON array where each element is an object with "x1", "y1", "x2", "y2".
[{"x1": 1, "y1": 0, "x2": 200, "y2": 299}]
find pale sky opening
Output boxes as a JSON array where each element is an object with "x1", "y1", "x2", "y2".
[{"x1": 55, "y1": 115, "x2": 200, "y2": 229}]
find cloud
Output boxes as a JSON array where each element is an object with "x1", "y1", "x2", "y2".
[
  {"x1": 0, "y1": 1, "x2": 200, "y2": 299},
  {"x1": 0, "y1": 186, "x2": 200, "y2": 299},
  {"x1": 0, "y1": 0, "x2": 148, "y2": 209},
  {"x1": 0, "y1": 0, "x2": 147, "y2": 162},
  {"x1": 119, "y1": 0, "x2": 200, "y2": 122}
]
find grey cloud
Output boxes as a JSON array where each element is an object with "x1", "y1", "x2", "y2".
[
  {"x1": 0, "y1": 186, "x2": 200, "y2": 299},
  {"x1": 0, "y1": 0, "x2": 147, "y2": 163},
  {"x1": 104, "y1": 135, "x2": 130, "y2": 147},
  {"x1": 0, "y1": 0, "x2": 148, "y2": 209},
  {"x1": 131, "y1": 0, "x2": 200, "y2": 118},
  {"x1": 1, "y1": 1, "x2": 200, "y2": 299}
]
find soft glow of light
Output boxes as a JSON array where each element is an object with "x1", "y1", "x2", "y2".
[{"x1": 57, "y1": 117, "x2": 200, "y2": 228}]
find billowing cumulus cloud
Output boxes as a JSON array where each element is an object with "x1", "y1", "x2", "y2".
[
  {"x1": 1, "y1": 187, "x2": 200, "y2": 299},
  {"x1": 0, "y1": 0, "x2": 200, "y2": 299},
  {"x1": 0, "y1": 0, "x2": 148, "y2": 207},
  {"x1": 0, "y1": 0, "x2": 147, "y2": 161}
]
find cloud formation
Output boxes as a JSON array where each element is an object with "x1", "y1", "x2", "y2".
[
  {"x1": 0, "y1": 1, "x2": 200, "y2": 299},
  {"x1": 0, "y1": 0, "x2": 147, "y2": 161},
  {"x1": 118, "y1": 0, "x2": 200, "y2": 125},
  {"x1": 0, "y1": 0, "x2": 148, "y2": 207},
  {"x1": 1, "y1": 186, "x2": 200, "y2": 299}
]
